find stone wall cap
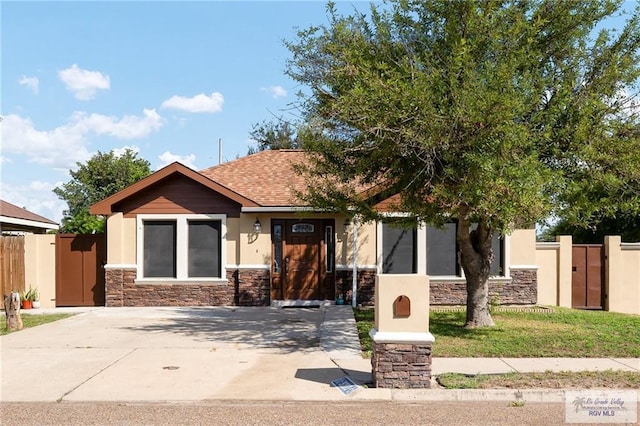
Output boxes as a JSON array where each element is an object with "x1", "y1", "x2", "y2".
[{"x1": 370, "y1": 329, "x2": 435, "y2": 344}]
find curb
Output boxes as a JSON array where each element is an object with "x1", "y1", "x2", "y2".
[{"x1": 348, "y1": 388, "x2": 566, "y2": 403}]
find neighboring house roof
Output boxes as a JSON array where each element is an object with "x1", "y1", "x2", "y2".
[
  {"x1": 200, "y1": 149, "x2": 309, "y2": 207},
  {"x1": 0, "y1": 199, "x2": 59, "y2": 234},
  {"x1": 90, "y1": 161, "x2": 259, "y2": 215}
]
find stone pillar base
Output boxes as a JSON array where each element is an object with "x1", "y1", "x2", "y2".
[{"x1": 370, "y1": 330, "x2": 434, "y2": 389}]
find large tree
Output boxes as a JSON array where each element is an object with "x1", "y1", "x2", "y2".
[
  {"x1": 54, "y1": 149, "x2": 151, "y2": 233},
  {"x1": 286, "y1": 0, "x2": 640, "y2": 327}
]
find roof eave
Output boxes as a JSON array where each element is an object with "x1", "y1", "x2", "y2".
[
  {"x1": 241, "y1": 206, "x2": 321, "y2": 213},
  {"x1": 0, "y1": 216, "x2": 59, "y2": 230}
]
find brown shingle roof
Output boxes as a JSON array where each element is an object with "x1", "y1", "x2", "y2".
[
  {"x1": 91, "y1": 150, "x2": 382, "y2": 214},
  {"x1": 200, "y1": 150, "x2": 309, "y2": 207},
  {"x1": 0, "y1": 199, "x2": 58, "y2": 225}
]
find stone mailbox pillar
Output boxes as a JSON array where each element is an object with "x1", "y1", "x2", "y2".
[{"x1": 369, "y1": 274, "x2": 434, "y2": 388}]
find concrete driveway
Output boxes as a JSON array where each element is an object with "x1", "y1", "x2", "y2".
[{"x1": 0, "y1": 306, "x2": 370, "y2": 402}]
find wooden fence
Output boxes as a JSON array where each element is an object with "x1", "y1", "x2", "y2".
[{"x1": 1, "y1": 236, "x2": 26, "y2": 296}]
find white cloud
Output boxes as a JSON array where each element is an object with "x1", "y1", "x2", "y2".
[
  {"x1": 158, "y1": 151, "x2": 197, "y2": 169},
  {"x1": 29, "y1": 180, "x2": 57, "y2": 192},
  {"x1": 1, "y1": 114, "x2": 91, "y2": 167},
  {"x1": 18, "y1": 76, "x2": 39, "y2": 94},
  {"x1": 0, "y1": 180, "x2": 66, "y2": 223},
  {"x1": 58, "y1": 64, "x2": 110, "y2": 100},
  {"x1": 161, "y1": 92, "x2": 224, "y2": 113},
  {"x1": 68, "y1": 108, "x2": 164, "y2": 139},
  {"x1": 1, "y1": 109, "x2": 164, "y2": 168},
  {"x1": 260, "y1": 85, "x2": 287, "y2": 99}
]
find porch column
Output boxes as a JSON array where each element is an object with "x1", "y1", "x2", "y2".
[{"x1": 369, "y1": 274, "x2": 434, "y2": 388}]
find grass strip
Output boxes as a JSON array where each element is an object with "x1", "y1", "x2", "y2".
[
  {"x1": 1, "y1": 313, "x2": 74, "y2": 336},
  {"x1": 436, "y1": 370, "x2": 640, "y2": 389},
  {"x1": 354, "y1": 307, "x2": 640, "y2": 358}
]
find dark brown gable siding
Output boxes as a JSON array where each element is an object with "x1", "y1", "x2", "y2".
[{"x1": 115, "y1": 175, "x2": 242, "y2": 217}]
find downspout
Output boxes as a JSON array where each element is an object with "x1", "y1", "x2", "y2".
[{"x1": 352, "y1": 216, "x2": 358, "y2": 308}]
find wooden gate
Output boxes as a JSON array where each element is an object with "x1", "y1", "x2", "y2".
[
  {"x1": 56, "y1": 234, "x2": 106, "y2": 306},
  {"x1": 0, "y1": 236, "x2": 25, "y2": 296},
  {"x1": 572, "y1": 244, "x2": 604, "y2": 310}
]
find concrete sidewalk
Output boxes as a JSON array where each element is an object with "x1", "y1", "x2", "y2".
[
  {"x1": 2, "y1": 306, "x2": 639, "y2": 404},
  {"x1": 432, "y1": 356, "x2": 640, "y2": 376}
]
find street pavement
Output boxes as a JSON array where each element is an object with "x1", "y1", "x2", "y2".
[
  {"x1": 0, "y1": 401, "x2": 575, "y2": 426},
  {"x1": 1, "y1": 306, "x2": 639, "y2": 404}
]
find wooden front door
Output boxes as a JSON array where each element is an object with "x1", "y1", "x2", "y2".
[
  {"x1": 283, "y1": 220, "x2": 323, "y2": 300},
  {"x1": 572, "y1": 244, "x2": 604, "y2": 310}
]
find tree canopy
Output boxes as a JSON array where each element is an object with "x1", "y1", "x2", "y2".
[
  {"x1": 54, "y1": 149, "x2": 151, "y2": 233},
  {"x1": 247, "y1": 119, "x2": 301, "y2": 154},
  {"x1": 286, "y1": 0, "x2": 640, "y2": 327},
  {"x1": 540, "y1": 212, "x2": 640, "y2": 243}
]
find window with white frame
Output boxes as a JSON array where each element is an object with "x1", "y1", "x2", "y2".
[
  {"x1": 426, "y1": 223, "x2": 458, "y2": 275},
  {"x1": 381, "y1": 222, "x2": 417, "y2": 274},
  {"x1": 138, "y1": 214, "x2": 225, "y2": 280},
  {"x1": 426, "y1": 222, "x2": 504, "y2": 277},
  {"x1": 379, "y1": 219, "x2": 505, "y2": 277}
]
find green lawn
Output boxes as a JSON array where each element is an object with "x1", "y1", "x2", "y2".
[
  {"x1": 0, "y1": 313, "x2": 73, "y2": 336},
  {"x1": 354, "y1": 307, "x2": 640, "y2": 358}
]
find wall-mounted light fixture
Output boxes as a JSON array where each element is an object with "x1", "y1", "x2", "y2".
[{"x1": 253, "y1": 218, "x2": 262, "y2": 234}]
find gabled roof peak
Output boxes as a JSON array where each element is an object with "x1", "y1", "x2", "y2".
[{"x1": 90, "y1": 161, "x2": 258, "y2": 215}]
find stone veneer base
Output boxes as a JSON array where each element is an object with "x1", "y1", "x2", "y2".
[
  {"x1": 335, "y1": 269, "x2": 376, "y2": 306},
  {"x1": 104, "y1": 267, "x2": 537, "y2": 307},
  {"x1": 430, "y1": 269, "x2": 537, "y2": 305},
  {"x1": 104, "y1": 267, "x2": 269, "y2": 307},
  {"x1": 370, "y1": 330, "x2": 434, "y2": 389}
]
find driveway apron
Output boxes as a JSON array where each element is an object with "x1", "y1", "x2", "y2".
[{"x1": 0, "y1": 306, "x2": 369, "y2": 402}]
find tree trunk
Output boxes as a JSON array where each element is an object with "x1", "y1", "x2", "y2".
[
  {"x1": 4, "y1": 292, "x2": 23, "y2": 331},
  {"x1": 457, "y1": 216, "x2": 495, "y2": 328}
]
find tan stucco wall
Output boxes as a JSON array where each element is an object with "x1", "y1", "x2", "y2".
[
  {"x1": 535, "y1": 243, "x2": 559, "y2": 306},
  {"x1": 340, "y1": 220, "x2": 376, "y2": 267},
  {"x1": 237, "y1": 214, "x2": 272, "y2": 266},
  {"x1": 509, "y1": 228, "x2": 536, "y2": 266},
  {"x1": 103, "y1": 211, "x2": 381, "y2": 275},
  {"x1": 375, "y1": 274, "x2": 430, "y2": 333},
  {"x1": 336, "y1": 216, "x2": 350, "y2": 265},
  {"x1": 24, "y1": 234, "x2": 56, "y2": 308},
  {"x1": 535, "y1": 236, "x2": 572, "y2": 307},
  {"x1": 226, "y1": 217, "x2": 239, "y2": 266},
  {"x1": 606, "y1": 236, "x2": 640, "y2": 315},
  {"x1": 557, "y1": 236, "x2": 573, "y2": 308},
  {"x1": 107, "y1": 212, "x2": 352, "y2": 269},
  {"x1": 106, "y1": 213, "x2": 136, "y2": 265},
  {"x1": 536, "y1": 234, "x2": 640, "y2": 314}
]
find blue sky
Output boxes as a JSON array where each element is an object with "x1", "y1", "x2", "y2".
[
  {"x1": 1, "y1": 1, "x2": 636, "y2": 223},
  {"x1": 1, "y1": 1, "x2": 373, "y2": 222}
]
